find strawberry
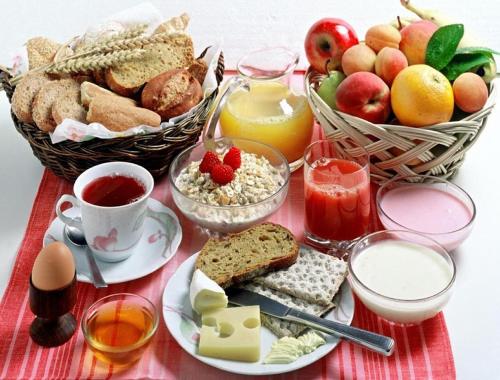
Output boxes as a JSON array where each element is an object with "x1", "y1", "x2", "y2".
[
  {"x1": 210, "y1": 164, "x2": 234, "y2": 185},
  {"x1": 199, "y1": 151, "x2": 221, "y2": 173},
  {"x1": 223, "y1": 147, "x2": 241, "y2": 170}
]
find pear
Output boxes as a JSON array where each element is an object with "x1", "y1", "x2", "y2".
[{"x1": 317, "y1": 70, "x2": 346, "y2": 110}]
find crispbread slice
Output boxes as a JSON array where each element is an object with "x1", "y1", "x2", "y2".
[
  {"x1": 242, "y1": 282, "x2": 334, "y2": 337},
  {"x1": 11, "y1": 73, "x2": 52, "y2": 123},
  {"x1": 253, "y1": 246, "x2": 348, "y2": 306},
  {"x1": 195, "y1": 223, "x2": 299, "y2": 288},
  {"x1": 105, "y1": 33, "x2": 194, "y2": 96},
  {"x1": 32, "y1": 79, "x2": 80, "y2": 132}
]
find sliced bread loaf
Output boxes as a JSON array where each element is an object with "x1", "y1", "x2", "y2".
[
  {"x1": 195, "y1": 223, "x2": 299, "y2": 288},
  {"x1": 32, "y1": 79, "x2": 80, "y2": 132},
  {"x1": 11, "y1": 73, "x2": 52, "y2": 123},
  {"x1": 52, "y1": 85, "x2": 87, "y2": 125},
  {"x1": 105, "y1": 34, "x2": 194, "y2": 96}
]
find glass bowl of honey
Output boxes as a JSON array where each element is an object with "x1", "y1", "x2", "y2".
[{"x1": 81, "y1": 293, "x2": 159, "y2": 366}]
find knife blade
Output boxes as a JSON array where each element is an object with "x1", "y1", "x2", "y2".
[{"x1": 227, "y1": 288, "x2": 394, "y2": 356}]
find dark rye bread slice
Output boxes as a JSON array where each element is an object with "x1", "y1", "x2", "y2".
[
  {"x1": 105, "y1": 34, "x2": 194, "y2": 97},
  {"x1": 195, "y1": 223, "x2": 299, "y2": 288},
  {"x1": 11, "y1": 73, "x2": 52, "y2": 123}
]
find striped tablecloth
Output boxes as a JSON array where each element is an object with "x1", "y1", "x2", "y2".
[{"x1": 0, "y1": 127, "x2": 455, "y2": 379}]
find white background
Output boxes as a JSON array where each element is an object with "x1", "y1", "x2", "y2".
[{"x1": 1, "y1": 1, "x2": 499, "y2": 378}]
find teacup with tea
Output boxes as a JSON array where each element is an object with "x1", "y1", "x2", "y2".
[{"x1": 56, "y1": 162, "x2": 154, "y2": 262}]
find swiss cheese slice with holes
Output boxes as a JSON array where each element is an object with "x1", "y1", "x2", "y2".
[{"x1": 199, "y1": 306, "x2": 261, "y2": 362}]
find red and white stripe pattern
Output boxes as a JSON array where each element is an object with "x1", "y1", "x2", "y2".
[{"x1": 0, "y1": 114, "x2": 455, "y2": 380}]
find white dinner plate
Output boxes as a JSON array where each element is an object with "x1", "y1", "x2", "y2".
[
  {"x1": 44, "y1": 198, "x2": 182, "y2": 284},
  {"x1": 162, "y1": 246, "x2": 354, "y2": 376}
]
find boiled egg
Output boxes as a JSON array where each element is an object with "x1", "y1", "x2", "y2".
[{"x1": 31, "y1": 242, "x2": 76, "y2": 291}]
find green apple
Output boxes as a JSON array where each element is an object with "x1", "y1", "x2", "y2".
[{"x1": 317, "y1": 70, "x2": 346, "y2": 110}]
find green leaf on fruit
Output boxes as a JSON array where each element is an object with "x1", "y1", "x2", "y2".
[
  {"x1": 441, "y1": 53, "x2": 492, "y2": 81},
  {"x1": 426, "y1": 24, "x2": 464, "y2": 70},
  {"x1": 455, "y1": 46, "x2": 500, "y2": 56}
]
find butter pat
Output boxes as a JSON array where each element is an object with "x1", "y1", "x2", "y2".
[
  {"x1": 189, "y1": 269, "x2": 228, "y2": 314},
  {"x1": 199, "y1": 306, "x2": 261, "y2": 362},
  {"x1": 264, "y1": 331, "x2": 326, "y2": 364}
]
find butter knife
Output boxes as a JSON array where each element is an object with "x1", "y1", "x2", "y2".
[{"x1": 227, "y1": 288, "x2": 394, "y2": 356}]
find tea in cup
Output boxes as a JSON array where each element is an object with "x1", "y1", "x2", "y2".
[{"x1": 56, "y1": 162, "x2": 154, "y2": 262}]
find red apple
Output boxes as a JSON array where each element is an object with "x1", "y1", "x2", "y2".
[
  {"x1": 305, "y1": 18, "x2": 359, "y2": 73},
  {"x1": 335, "y1": 72, "x2": 391, "y2": 124}
]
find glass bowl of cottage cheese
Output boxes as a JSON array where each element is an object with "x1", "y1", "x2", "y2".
[{"x1": 169, "y1": 137, "x2": 290, "y2": 233}]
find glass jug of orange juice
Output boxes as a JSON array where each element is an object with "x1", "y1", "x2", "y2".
[{"x1": 216, "y1": 48, "x2": 314, "y2": 171}]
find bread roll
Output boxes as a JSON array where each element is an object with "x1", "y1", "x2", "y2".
[
  {"x1": 87, "y1": 95, "x2": 161, "y2": 131},
  {"x1": 141, "y1": 68, "x2": 203, "y2": 120},
  {"x1": 80, "y1": 81, "x2": 136, "y2": 108}
]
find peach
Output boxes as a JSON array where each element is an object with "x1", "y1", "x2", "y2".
[
  {"x1": 336, "y1": 72, "x2": 391, "y2": 124},
  {"x1": 341, "y1": 44, "x2": 376, "y2": 76},
  {"x1": 399, "y1": 21, "x2": 438, "y2": 65},
  {"x1": 453, "y1": 72, "x2": 489, "y2": 113},
  {"x1": 375, "y1": 47, "x2": 408, "y2": 86},
  {"x1": 365, "y1": 24, "x2": 401, "y2": 53}
]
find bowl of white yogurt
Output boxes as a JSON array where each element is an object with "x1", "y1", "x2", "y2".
[{"x1": 348, "y1": 230, "x2": 456, "y2": 325}]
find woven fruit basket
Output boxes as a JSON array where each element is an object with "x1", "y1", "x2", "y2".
[
  {"x1": 0, "y1": 49, "x2": 224, "y2": 181},
  {"x1": 305, "y1": 68, "x2": 497, "y2": 183}
]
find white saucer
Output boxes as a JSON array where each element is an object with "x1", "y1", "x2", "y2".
[{"x1": 44, "y1": 198, "x2": 182, "y2": 284}]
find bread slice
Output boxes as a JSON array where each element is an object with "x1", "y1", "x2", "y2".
[
  {"x1": 195, "y1": 223, "x2": 299, "y2": 288},
  {"x1": 105, "y1": 34, "x2": 194, "y2": 96},
  {"x1": 32, "y1": 79, "x2": 80, "y2": 132},
  {"x1": 26, "y1": 37, "x2": 61, "y2": 70},
  {"x1": 52, "y1": 85, "x2": 87, "y2": 124},
  {"x1": 86, "y1": 95, "x2": 161, "y2": 131},
  {"x1": 11, "y1": 73, "x2": 52, "y2": 123},
  {"x1": 80, "y1": 81, "x2": 136, "y2": 108}
]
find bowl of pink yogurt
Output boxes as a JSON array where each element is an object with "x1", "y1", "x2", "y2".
[{"x1": 376, "y1": 175, "x2": 475, "y2": 251}]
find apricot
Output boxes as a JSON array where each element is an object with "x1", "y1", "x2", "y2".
[
  {"x1": 375, "y1": 47, "x2": 408, "y2": 86},
  {"x1": 453, "y1": 72, "x2": 489, "y2": 113},
  {"x1": 399, "y1": 21, "x2": 438, "y2": 65},
  {"x1": 341, "y1": 44, "x2": 376, "y2": 76},
  {"x1": 365, "y1": 24, "x2": 401, "y2": 53}
]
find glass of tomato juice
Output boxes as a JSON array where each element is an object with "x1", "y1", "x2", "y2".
[{"x1": 303, "y1": 139, "x2": 370, "y2": 249}]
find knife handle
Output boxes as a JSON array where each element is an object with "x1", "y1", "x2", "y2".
[{"x1": 287, "y1": 309, "x2": 395, "y2": 356}]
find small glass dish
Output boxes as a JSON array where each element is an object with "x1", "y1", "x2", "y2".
[
  {"x1": 348, "y1": 230, "x2": 456, "y2": 325},
  {"x1": 81, "y1": 293, "x2": 159, "y2": 367},
  {"x1": 376, "y1": 175, "x2": 475, "y2": 251},
  {"x1": 169, "y1": 137, "x2": 290, "y2": 234}
]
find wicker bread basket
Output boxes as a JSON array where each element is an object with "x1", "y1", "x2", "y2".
[
  {"x1": 305, "y1": 67, "x2": 497, "y2": 183},
  {"x1": 0, "y1": 48, "x2": 224, "y2": 181}
]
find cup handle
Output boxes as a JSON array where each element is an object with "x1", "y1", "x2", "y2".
[
  {"x1": 202, "y1": 76, "x2": 250, "y2": 151},
  {"x1": 55, "y1": 194, "x2": 83, "y2": 230}
]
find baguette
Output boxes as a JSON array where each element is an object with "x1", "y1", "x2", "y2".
[
  {"x1": 195, "y1": 223, "x2": 299, "y2": 288},
  {"x1": 86, "y1": 95, "x2": 161, "y2": 131},
  {"x1": 80, "y1": 81, "x2": 136, "y2": 108}
]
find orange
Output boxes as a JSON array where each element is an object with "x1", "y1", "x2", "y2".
[{"x1": 391, "y1": 64, "x2": 454, "y2": 127}]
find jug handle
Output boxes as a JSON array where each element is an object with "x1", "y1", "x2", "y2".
[{"x1": 202, "y1": 76, "x2": 250, "y2": 151}]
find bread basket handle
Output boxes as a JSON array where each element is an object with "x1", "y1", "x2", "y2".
[{"x1": 202, "y1": 76, "x2": 250, "y2": 151}]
